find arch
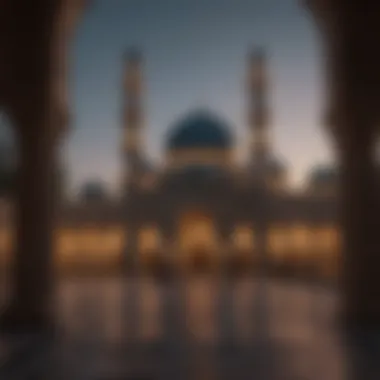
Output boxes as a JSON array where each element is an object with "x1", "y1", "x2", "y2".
[
  {"x1": 177, "y1": 210, "x2": 219, "y2": 272},
  {"x1": 137, "y1": 224, "x2": 162, "y2": 271},
  {"x1": 231, "y1": 223, "x2": 255, "y2": 271}
]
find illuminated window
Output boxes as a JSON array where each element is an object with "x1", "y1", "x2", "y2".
[
  {"x1": 104, "y1": 227, "x2": 125, "y2": 252},
  {"x1": 57, "y1": 230, "x2": 77, "y2": 256},
  {"x1": 268, "y1": 226, "x2": 288, "y2": 261},
  {"x1": 138, "y1": 226, "x2": 161, "y2": 255},
  {"x1": 232, "y1": 225, "x2": 254, "y2": 252},
  {"x1": 314, "y1": 227, "x2": 338, "y2": 253},
  {"x1": 167, "y1": 149, "x2": 230, "y2": 169},
  {"x1": 75, "y1": 229, "x2": 101, "y2": 257},
  {"x1": 291, "y1": 225, "x2": 310, "y2": 254},
  {"x1": 178, "y1": 213, "x2": 217, "y2": 255}
]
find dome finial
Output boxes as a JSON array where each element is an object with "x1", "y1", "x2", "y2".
[{"x1": 166, "y1": 110, "x2": 233, "y2": 151}]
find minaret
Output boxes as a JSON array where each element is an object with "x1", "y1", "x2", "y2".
[
  {"x1": 247, "y1": 47, "x2": 270, "y2": 177},
  {"x1": 122, "y1": 47, "x2": 144, "y2": 194}
]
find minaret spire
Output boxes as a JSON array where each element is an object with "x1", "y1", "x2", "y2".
[
  {"x1": 247, "y1": 46, "x2": 271, "y2": 170},
  {"x1": 122, "y1": 47, "x2": 144, "y2": 193}
]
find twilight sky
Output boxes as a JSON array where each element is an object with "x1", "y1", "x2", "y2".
[{"x1": 65, "y1": 0, "x2": 333, "y2": 197}]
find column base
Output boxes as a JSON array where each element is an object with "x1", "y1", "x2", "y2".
[
  {"x1": 0, "y1": 305, "x2": 55, "y2": 336},
  {"x1": 341, "y1": 298, "x2": 380, "y2": 332},
  {"x1": 342, "y1": 318, "x2": 380, "y2": 379}
]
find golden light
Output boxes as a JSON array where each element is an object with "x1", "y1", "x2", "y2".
[
  {"x1": 56, "y1": 229, "x2": 77, "y2": 257},
  {"x1": 138, "y1": 226, "x2": 162, "y2": 264},
  {"x1": 291, "y1": 224, "x2": 311, "y2": 255},
  {"x1": 166, "y1": 148, "x2": 231, "y2": 169},
  {"x1": 104, "y1": 227, "x2": 125, "y2": 253},
  {"x1": 232, "y1": 225, "x2": 254, "y2": 251},
  {"x1": 178, "y1": 212, "x2": 217, "y2": 262},
  {"x1": 314, "y1": 226, "x2": 340, "y2": 254},
  {"x1": 268, "y1": 225, "x2": 289, "y2": 263}
]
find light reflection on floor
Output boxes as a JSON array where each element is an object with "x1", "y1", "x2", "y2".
[{"x1": 1, "y1": 276, "x2": 347, "y2": 379}]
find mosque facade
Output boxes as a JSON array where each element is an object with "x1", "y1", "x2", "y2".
[{"x1": 0, "y1": 48, "x2": 341, "y2": 278}]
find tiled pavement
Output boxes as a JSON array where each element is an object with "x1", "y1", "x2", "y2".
[{"x1": 0, "y1": 276, "x2": 376, "y2": 379}]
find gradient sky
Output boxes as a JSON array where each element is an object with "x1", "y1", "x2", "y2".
[{"x1": 65, "y1": 0, "x2": 333, "y2": 197}]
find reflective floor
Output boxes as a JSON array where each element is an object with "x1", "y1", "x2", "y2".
[{"x1": 0, "y1": 276, "x2": 375, "y2": 379}]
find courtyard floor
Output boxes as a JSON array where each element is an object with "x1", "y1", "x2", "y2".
[{"x1": 0, "y1": 276, "x2": 376, "y2": 379}]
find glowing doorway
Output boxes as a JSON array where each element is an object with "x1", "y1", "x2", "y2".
[{"x1": 177, "y1": 211, "x2": 218, "y2": 272}]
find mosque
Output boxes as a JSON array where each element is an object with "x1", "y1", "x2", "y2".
[{"x1": 0, "y1": 47, "x2": 341, "y2": 278}]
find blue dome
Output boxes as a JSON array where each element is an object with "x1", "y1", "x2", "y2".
[{"x1": 166, "y1": 110, "x2": 233, "y2": 150}]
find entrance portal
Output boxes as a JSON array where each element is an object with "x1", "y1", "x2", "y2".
[{"x1": 178, "y1": 211, "x2": 218, "y2": 273}]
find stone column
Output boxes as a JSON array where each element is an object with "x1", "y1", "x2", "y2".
[
  {"x1": 306, "y1": 1, "x2": 380, "y2": 329},
  {"x1": 0, "y1": 0, "x2": 86, "y2": 333}
]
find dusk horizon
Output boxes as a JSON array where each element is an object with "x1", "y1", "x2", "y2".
[{"x1": 63, "y1": 0, "x2": 332, "y2": 198}]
